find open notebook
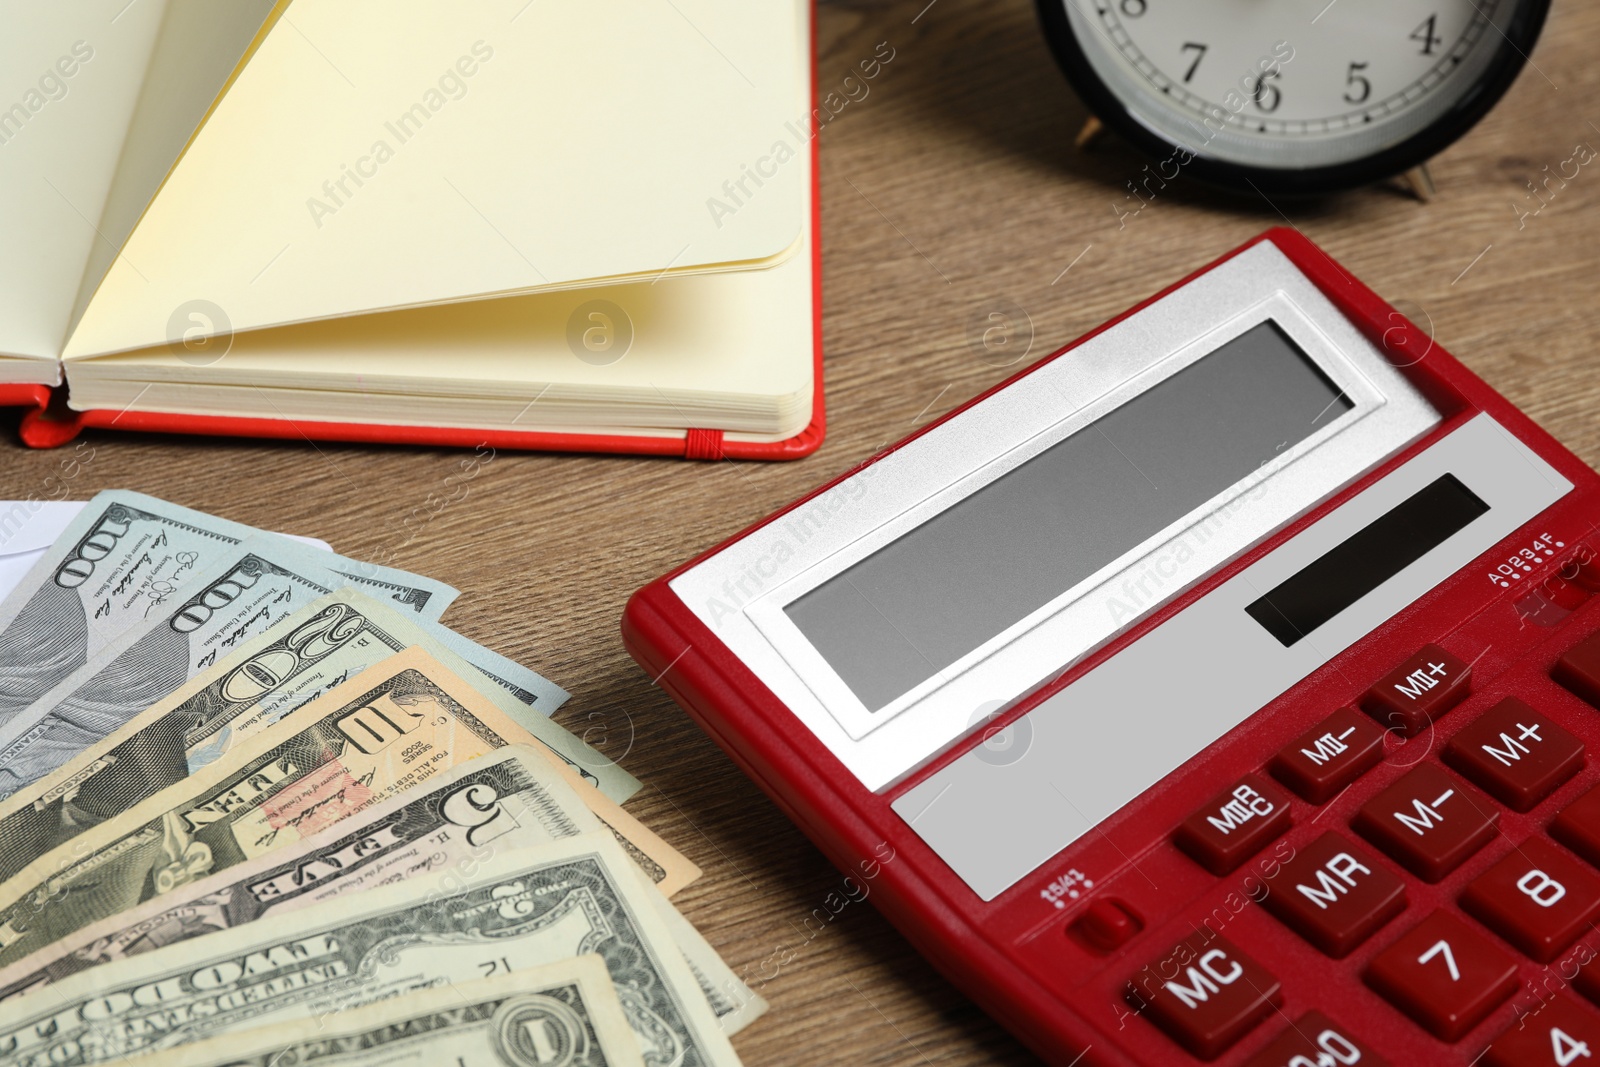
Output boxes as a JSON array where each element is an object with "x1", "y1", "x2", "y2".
[{"x1": 0, "y1": 0, "x2": 821, "y2": 460}]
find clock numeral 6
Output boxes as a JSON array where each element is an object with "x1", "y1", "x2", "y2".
[
  {"x1": 1249, "y1": 68, "x2": 1281, "y2": 114},
  {"x1": 1344, "y1": 61, "x2": 1371, "y2": 105},
  {"x1": 1118, "y1": 0, "x2": 1146, "y2": 16}
]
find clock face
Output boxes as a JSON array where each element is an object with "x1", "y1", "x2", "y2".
[{"x1": 1042, "y1": 0, "x2": 1548, "y2": 191}]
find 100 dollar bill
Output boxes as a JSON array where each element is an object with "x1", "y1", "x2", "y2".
[
  {"x1": 0, "y1": 834, "x2": 740, "y2": 1067},
  {"x1": 133, "y1": 960, "x2": 644, "y2": 1067},
  {"x1": 0, "y1": 646, "x2": 542, "y2": 970},
  {"x1": 0, "y1": 537, "x2": 343, "y2": 802},
  {"x1": 0, "y1": 491, "x2": 454, "y2": 723},
  {"x1": 0, "y1": 589, "x2": 632, "y2": 889}
]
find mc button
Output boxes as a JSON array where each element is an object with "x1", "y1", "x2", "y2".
[
  {"x1": 1361, "y1": 644, "x2": 1470, "y2": 737},
  {"x1": 1130, "y1": 933, "x2": 1281, "y2": 1060}
]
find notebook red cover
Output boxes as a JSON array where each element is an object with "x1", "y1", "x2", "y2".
[{"x1": 6, "y1": 11, "x2": 824, "y2": 464}]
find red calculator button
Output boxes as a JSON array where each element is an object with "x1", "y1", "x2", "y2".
[
  {"x1": 1175, "y1": 775, "x2": 1294, "y2": 875},
  {"x1": 1241, "y1": 1011, "x2": 1390, "y2": 1067},
  {"x1": 1131, "y1": 933, "x2": 1282, "y2": 1059},
  {"x1": 1073, "y1": 898, "x2": 1142, "y2": 952},
  {"x1": 1462, "y1": 838, "x2": 1600, "y2": 962},
  {"x1": 1353, "y1": 764, "x2": 1500, "y2": 882},
  {"x1": 1554, "y1": 631, "x2": 1600, "y2": 709},
  {"x1": 1483, "y1": 994, "x2": 1600, "y2": 1067},
  {"x1": 1551, "y1": 785, "x2": 1600, "y2": 870},
  {"x1": 1260, "y1": 832, "x2": 1406, "y2": 957},
  {"x1": 1361, "y1": 644, "x2": 1471, "y2": 737},
  {"x1": 1270, "y1": 708, "x2": 1386, "y2": 803},
  {"x1": 1444, "y1": 697, "x2": 1585, "y2": 812},
  {"x1": 1365, "y1": 910, "x2": 1518, "y2": 1041}
]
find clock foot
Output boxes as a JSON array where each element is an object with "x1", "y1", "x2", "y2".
[
  {"x1": 1402, "y1": 163, "x2": 1437, "y2": 202},
  {"x1": 1074, "y1": 116, "x2": 1104, "y2": 151}
]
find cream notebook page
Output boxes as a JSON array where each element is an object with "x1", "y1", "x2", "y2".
[{"x1": 64, "y1": 0, "x2": 806, "y2": 359}]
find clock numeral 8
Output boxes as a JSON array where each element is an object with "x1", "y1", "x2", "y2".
[
  {"x1": 1119, "y1": 0, "x2": 1146, "y2": 16},
  {"x1": 1249, "y1": 68, "x2": 1281, "y2": 114}
]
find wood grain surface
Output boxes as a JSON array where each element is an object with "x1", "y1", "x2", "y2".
[{"x1": 3, "y1": 1, "x2": 1599, "y2": 1063}]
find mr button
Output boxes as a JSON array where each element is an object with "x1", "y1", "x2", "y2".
[
  {"x1": 1175, "y1": 775, "x2": 1293, "y2": 875},
  {"x1": 1131, "y1": 933, "x2": 1282, "y2": 1059},
  {"x1": 1353, "y1": 765, "x2": 1499, "y2": 881},
  {"x1": 1260, "y1": 832, "x2": 1406, "y2": 957},
  {"x1": 1361, "y1": 644, "x2": 1470, "y2": 737}
]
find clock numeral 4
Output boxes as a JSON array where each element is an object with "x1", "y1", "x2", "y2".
[
  {"x1": 1344, "y1": 61, "x2": 1371, "y2": 105},
  {"x1": 1411, "y1": 13, "x2": 1443, "y2": 56},
  {"x1": 1180, "y1": 42, "x2": 1206, "y2": 83},
  {"x1": 1249, "y1": 68, "x2": 1281, "y2": 114}
]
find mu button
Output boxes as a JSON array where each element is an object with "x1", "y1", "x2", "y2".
[
  {"x1": 1259, "y1": 831, "x2": 1406, "y2": 957},
  {"x1": 1361, "y1": 644, "x2": 1470, "y2": 737}
]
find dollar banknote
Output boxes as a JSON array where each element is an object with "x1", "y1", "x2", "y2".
[
  {"x1": 0, "y1": 749, "x2": 756, "y2": 1038},
  {"x1": 0, "y1": 834, "x2": 742, "y2": 1067},
  {"x1": 0, "y1": 646, "x2": 546, "y2": 971},
  {"x1": 0, "y1": 746, "x2": 601, "y2": 998},
  {"x1": 131, "y1": 960, "x2": 645, "y2": 1067},
  {"x1": 0, "y1": 592, "x2": 631, "y2": 894},
  {"x1": 0, "y1": 491, "x2": 455, "y2": 723},
  {"x1": 0, "y1": 537, "x2": 343, "y2": 801}
]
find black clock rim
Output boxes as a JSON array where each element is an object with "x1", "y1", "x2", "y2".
[{"x1": 1033, "y1": 0, "x2": 1553, "y2": 197}]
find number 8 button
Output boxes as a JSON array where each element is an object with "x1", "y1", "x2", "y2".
[{"x1": 1461, "y1": 837, "x2": 1600, "y2": 963}]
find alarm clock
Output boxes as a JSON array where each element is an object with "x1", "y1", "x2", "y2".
[
  {"x1": 1035, "y1": 0, "x2": 1551, "y2": 195},
  {"x1": 625, "y1": 229, "x2": 1600, "y2": 1064}
]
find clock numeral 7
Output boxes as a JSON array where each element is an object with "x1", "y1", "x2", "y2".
[
  {"x1": 1180, "y1": 42, "x2": 1206, "y2": 83},
  {"x1": 1411, "y1": 13, "x2": 1442, "y2": 56},
  {"x1": 1344, "y1": 61, "x2": 1371, "y2": 105}
]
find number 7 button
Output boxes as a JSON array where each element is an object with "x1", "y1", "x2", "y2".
[{"x1": 1364, "y1": 911, "x2": 1518, "y2": 1041}]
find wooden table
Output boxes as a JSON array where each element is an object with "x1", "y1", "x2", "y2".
[{"x1": 4, "y1": 1, "x2": 1599, "y2": 1062}]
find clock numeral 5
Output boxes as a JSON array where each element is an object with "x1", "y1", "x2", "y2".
[
  {"x1": 1180, "y1": 41, "x2": 1207, "y2": 83},
  {"x1": 1344, "y1": 61, "x2": 1371, "y2": 105},
  {"x1": 1249, "y1": 68, "x2": 1281, "y2": 114},
  {"x1": 1411, "y1": 13, "x2": 1442, "y2": 55}
]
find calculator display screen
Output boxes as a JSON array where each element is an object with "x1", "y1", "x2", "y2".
[{"x1": 785, "y1": 320, "x2": 1354, "y2": 713}]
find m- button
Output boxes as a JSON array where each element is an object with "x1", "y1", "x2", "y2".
[
  {"x1": 1361, "y1": 644, "x2": 1470, "y2": 737},
  {"x1": 1175, "y1": 774, "x2": 1293, "y2": 875},
  {"x1": 1353, "y1": 764, "x2": 1499, "y2": 881}
]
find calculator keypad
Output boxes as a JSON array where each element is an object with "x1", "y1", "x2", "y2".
[
  {"x1": 1461, "y1": 837, "x2": 1600, "y2": 964},
  {"x1": 1116, "y1": 617, "x2": 1600, "y2": 1062},
  {"x1": 1353, "y1": 764, "x2": 1500, "y2": 881},
  {"x1": 1364, "y1": 910, "x2": 1519, "y2": 1041},
  {"x1": 1260, "y1": 832, "x2": 1406, "y2": 958},
  {"x1": 1443, "y1": 697, "x2": 1585, "y2": 812}
]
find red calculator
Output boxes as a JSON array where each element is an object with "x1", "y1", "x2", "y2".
[{"x1": 624, "y1": 228, "x2": 1600, "y2": 1065}]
